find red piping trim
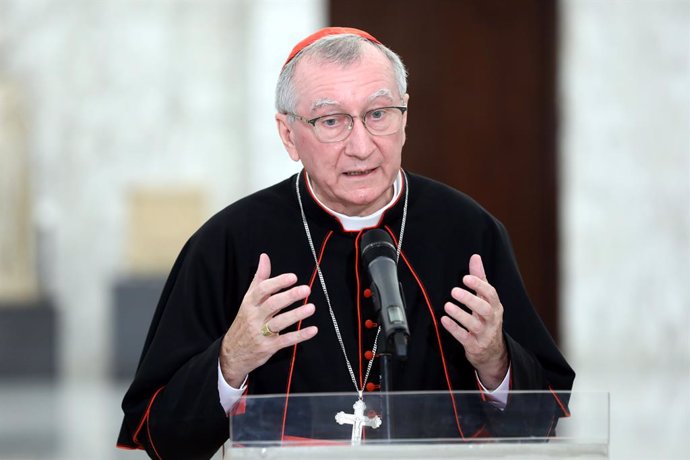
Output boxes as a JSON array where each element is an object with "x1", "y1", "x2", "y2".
[
  {"x1": 280, "y1": 330, "x2": 302, "y2": 440},
  {"x1": 355, "y1": 231, "x2": 364, "y2": 386},
  {"x1": 281, "y1": 230, "x2": 334, "y2": 440},
  {"x1": 231, "y1": 385, "x2": 249, "y2": 416},
  {"x1": 282, "y1": 435, "x2": 349, "y2": 446},
  {"x1": 147, "y1": 417, "x2": 162, "y2": 460},
  {"x1": 353, "y1": 233, "x2": 367, "y2": 442},
  {"x1": 470, "y1": 425, "x2": 491, "y2": 438},
  {"x1": 383, "y1": 226, "x2": 466, "y2": 439},
  {"x1": 304, "y1": 176, "x2": 346, "y2": 233},
  {"x1": 474, "y1": 374, "x2": 488, "y2": 402},
  {"x1": 303, "y1": 169, "x2": 406, "y2": 234},
  {"x1": 548, "y1": 385, "x2": 571, "y2": 417},
  {"x1": 545, "y1": 416, "x2": 557, "y2": 436},
  {"x1": 132, "y1": 386, "x2": 165, "y2": 447},
  {"x1": 116, "y1": 443, "x2": 141, "y2": 451}
]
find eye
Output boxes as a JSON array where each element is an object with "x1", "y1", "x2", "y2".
[
  {"x1": 367, "y1": 108, "x2": 389, "y2": 122},
  {"x1": 316, "y1": 114, "x2": 346, "y2": 129}
]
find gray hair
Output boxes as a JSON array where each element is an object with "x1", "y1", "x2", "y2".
[{"x1": 275, "y1": 34, "x2": 408, "y2": 114}]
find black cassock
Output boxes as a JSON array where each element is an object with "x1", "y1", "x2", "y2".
[{"x1": 118, "y1": 171, "x2": 575, "y2": 459}]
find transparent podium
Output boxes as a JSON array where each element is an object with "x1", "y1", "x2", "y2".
[{"x1": 224, "y1": 391, "x2": 608, "y2": 459}]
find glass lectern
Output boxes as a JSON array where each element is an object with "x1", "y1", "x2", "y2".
[{"x1": 225, "y1": 391, "x2": 608, "y2": 459}]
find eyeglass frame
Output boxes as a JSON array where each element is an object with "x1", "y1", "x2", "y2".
[{"x1": 286, "y1": 106, "x2": 408, "y2": 143}]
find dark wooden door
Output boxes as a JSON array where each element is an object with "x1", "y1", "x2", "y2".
[{"x1": 331, "y1": 0, "x2": 561, "y2": 341}]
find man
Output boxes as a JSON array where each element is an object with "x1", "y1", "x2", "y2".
[{"x1": 118, "y1": 27, "x2": 574, "y2": 459}]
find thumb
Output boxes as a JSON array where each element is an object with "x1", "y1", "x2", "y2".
[{"x1": 469, "y1": 254, "x2": 487, "y2": 281}]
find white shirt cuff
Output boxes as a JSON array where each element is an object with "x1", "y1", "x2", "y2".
[
  {"x1": 476, "y1": 364, "x2": 511, "y2": 411},
  {"x1": 217, "y1": 360, "x2": 247, "y2": 414}
]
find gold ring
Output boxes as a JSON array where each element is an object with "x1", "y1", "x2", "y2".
[{"x1": 260, "y1": 322, "x2": 278, "y2": 337}]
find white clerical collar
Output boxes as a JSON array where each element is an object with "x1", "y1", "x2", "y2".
[{"x1": 306, "y1": 171, "x2": 402, "y2": 231}]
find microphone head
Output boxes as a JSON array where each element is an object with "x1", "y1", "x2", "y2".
[{"x1": 361, "y1": 229, "x2": 397, "y2": 266}]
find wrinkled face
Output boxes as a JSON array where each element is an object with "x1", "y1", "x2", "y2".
[{"x1": 276, "y1": 45, "x2": 409, "y2": 217}]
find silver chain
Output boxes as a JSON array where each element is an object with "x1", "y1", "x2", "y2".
[{"x1": 295, "y1": 172, "x2": 409, "y2": 398}]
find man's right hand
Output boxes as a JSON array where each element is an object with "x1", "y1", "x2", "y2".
[{"x1": 219, "y1": 253, "x2": 318, "y2": 387}]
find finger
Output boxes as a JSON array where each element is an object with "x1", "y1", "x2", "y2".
[
  {"x1": 249, "y1": 253, "x2": 272, "y2": 289},
  {"x1": 262, "y1": 285, "x2": 311, "y2": 316},
  {"x1": 267, "y1": 303, "x2": 316, "y2": 332},
  {"x1": 273, "y1": 325, "x2": 319, "y2": 349},
  {"x1": 462, "y1": 276, "x2": 500, "y2": 309},
  {"x1": 469, "y1": 254, "x2": 487, "y2": 281},
  {"x1": 440, "y1": 315, "x2": 471, "y2": 344},
  {"x1": 444, "y1": 301, "x2": 484, "y2": 335},
  {"x1": 250, "y1": 273, "x2": 299, "y2": 304},
  {"x1": 451, "y1": 287, "x2": 492, "y2": 316}
]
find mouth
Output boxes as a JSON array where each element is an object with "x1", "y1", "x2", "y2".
[{"x1": 344, "y1": 168, "x2": 376, "y2": 177}]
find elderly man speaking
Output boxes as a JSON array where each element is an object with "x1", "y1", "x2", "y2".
[{"x1": 118, "y1": 27, "x2": 574, "y2": 459}]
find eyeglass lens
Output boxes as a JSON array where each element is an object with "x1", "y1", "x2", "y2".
[{"x1": 313, "y1": 107, "x2": 404, "y2": 142}]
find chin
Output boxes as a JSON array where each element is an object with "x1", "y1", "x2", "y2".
[{"x1": 348, "y1": 189, "x2": 391, "y2": 212}]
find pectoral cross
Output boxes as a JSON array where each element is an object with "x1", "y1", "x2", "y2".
[{"x1": 335, "y1": 399, "x2": 382, "y2": 445}]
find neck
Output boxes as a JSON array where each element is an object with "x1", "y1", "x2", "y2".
[{"x1": 306, "y1": 172, "x2": 402, "y2": 231}]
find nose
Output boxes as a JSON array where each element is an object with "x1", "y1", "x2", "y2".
[{"x1": 343, "y1": 117, "x2": 376, "y2": 159}]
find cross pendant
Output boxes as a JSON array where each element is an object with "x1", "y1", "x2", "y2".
[{"x1": 335, "y1": 398, "x2": 382, "y2": 445}]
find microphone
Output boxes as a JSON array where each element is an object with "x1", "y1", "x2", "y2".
[{"x1": 360, "y1": 229, "x2": 409, "y2": 360}]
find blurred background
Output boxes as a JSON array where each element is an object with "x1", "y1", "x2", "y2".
[{"x1": 0, "y1": 0, "x2": 687, "y2": 458}]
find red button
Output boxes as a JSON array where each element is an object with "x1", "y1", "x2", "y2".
[
  {"x1": 364, "y1": 350, "x2": 374, "y2": 360},
  {"x1": 365, "y1": 319, "x2": 378, "y2": 329},
  {"x1": 365, "y1": 382, "x2": 380, "y2": 392},
  {"x1": 363, "y1": 288, "x2": 373, "y2": 298}
]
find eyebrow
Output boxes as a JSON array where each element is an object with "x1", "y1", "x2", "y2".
[
  {"x1": 309, "y1": 89, "x2": 397, "y2": 113},
  {"x1": 368, "y1": 88, "x2": 394, "y2": 102},
  {"x1": 311, "y1": 99, "x2": 339, "y2": 112}
]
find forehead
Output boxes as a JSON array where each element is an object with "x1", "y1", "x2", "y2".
[{"x1": 292, "y1": 45, "x2": 399, "y2": 111}]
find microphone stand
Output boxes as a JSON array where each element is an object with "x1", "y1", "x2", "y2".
[
  {"x1": 377, "y1": 330, "x2": 393, "y2": 441},
  {"x1": 378, "y1": 329, "x2": 407, "y2": 441}
]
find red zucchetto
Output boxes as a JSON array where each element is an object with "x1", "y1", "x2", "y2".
[{"x1": 283, "y1": 26, "x2": 382, "y2": 68}]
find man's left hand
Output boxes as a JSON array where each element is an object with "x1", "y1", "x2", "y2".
[{"x1": 440, "y1": 254, "x2": 509, "y2": 390}]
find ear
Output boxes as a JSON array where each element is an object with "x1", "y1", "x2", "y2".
[
  {"x1": 276, "y1": 114, "x2": 301, "y2": 162},
  {"x1": 402, "y1": 94, "x2": 410, "y2": 126},
  {"x1": 401, "y1": 93, "x2": 410, "y2": 145}
]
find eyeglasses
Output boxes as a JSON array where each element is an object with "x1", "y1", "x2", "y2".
[{"x1": 287, "y1": 106, "x2": 408, "y2": 143}]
